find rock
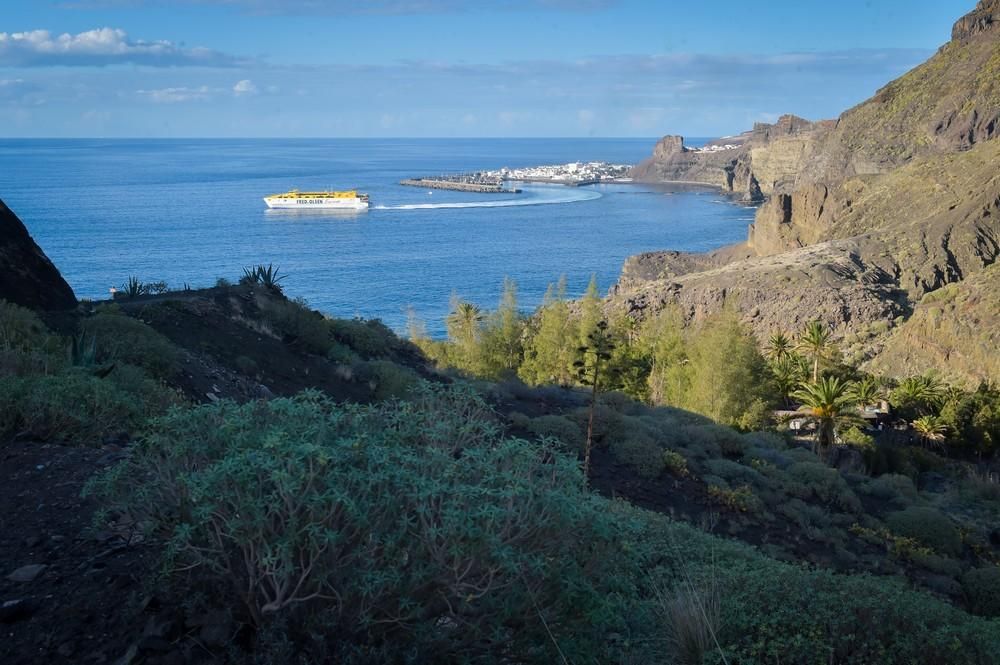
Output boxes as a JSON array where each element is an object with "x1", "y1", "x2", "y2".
[
  {"x1": 0, "y1": 199, "x2": 76, "y2": 310},
  {"x1": 0, "y1": 599, "x2": 36, "y2": 623},
  {"x1": 7, "y1": 563, "x2": 47, "y2": 582},
  {"x1": 23, "y1": 535, "x2": 42, "y2": 548},
  {"x1": 742, "y1": 172, "x2": 764, "y2": 202},
  {"x1": 951, "y1": 0, "x2": 999, "y2": 41},
  {"x1": 652, "y1": 135, "x2": 686, "y2": 159}
]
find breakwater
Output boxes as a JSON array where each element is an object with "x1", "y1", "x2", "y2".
[{"x1": 400, "y1": 178, "x2": 521, "y2": 194}]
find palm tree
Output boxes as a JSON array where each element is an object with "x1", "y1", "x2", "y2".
[
  {"x1": 771, "y1": 355, "x2": 806, "y2": 406},
  {"x1": 891, "y1": 375, "x2": 946, "y2": 418},
  {"x1": 796, "y1": 320, "x2": 832, "y2": 383},
  {"x1": 849, "y1": 376, "x2": 882, "y2": 410},
  {"x1": 766, "y1": 332, "x2": 793, "y2": 362},
  {"x1": 912, "y1": 415, "x2": 948, "y2": 448},
  {"x1": 446, "y1": 300, "x2": 483, "y2": 369},
  {"x1": 791, "y1": 376, "x2": 863, "y2": 457}
]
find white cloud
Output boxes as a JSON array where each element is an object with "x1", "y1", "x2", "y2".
[
  {"x1": 233, "y1": 79, "x2": 258, "y2": 96},
  {"x1": 137, "y1": 85, "x2": 217, "y2": 103},
  {"x1": 0, "y1": 28, "x2": 242, "y2": 67}
]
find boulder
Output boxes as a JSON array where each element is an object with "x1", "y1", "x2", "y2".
[{"x1": 0, "y1": 199, "x2": 76, "y2": 310}]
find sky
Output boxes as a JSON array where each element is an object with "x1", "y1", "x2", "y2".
[{"x1": 0, "y1": 0, "x2": 976, "y2": 138}]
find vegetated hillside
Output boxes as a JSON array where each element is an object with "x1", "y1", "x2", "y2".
[
  {"x1": 868, "y1": 262, "x2": 1000, "y2": 384},
  {"x1": 614, "y1": 1, "x2": 1000, "y2": 386}
]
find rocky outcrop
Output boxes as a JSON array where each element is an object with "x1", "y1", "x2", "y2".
[
  {"x1": 630, "y1": 137, "x2": 742, "y2": 190},
  {"x1": 609, "y1": 238, "x2": 907, "y2": 344},
  {"x1": 652, "y1": 135, "x2": 686, "y2": 159},
  {"x1": 0, "y1": 199, "x2": 76, "y2": 311},
  {"x1": 952, "y1": 0, "x2": 999, "y2": 40}
]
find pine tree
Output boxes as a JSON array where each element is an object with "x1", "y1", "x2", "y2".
[
  {"x1": 641, "y1": 306, "x2": 690, "y2": 406},
  {"x1": 682, "y1": 311, "x2": 775, "y2": 427},
  {"x1": 519, "y1": 276, "x2": 578, "y2": 386},
  {"x1": 480, "y1": 277, "x2": 524, "y2": 379}
]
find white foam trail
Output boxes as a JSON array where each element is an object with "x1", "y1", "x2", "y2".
[{"x1": 374, "y1": 188, "x2": 601, "y2": 210}]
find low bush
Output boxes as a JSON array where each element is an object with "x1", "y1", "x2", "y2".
[
  {"x1": 741, "y1": 430, "x2": 787, "y2": 451},
  {"x1": 962, "y1": 566, "x2": 1000, "y2": 617},
  {"x1": 0, "y1": 372, "x2": 147, "y2": 445},
  {"x1": 862, "y1": 473, "x2": 919, "y2": 508},
  {"x1": 713, "y1": 561, "x2": 1000, "y2": 664},
  {"x1": 784, "y1": 461, "x2": 862, "y2": 512},
  {"x1": 886, "y1": 507, "x2": 962, "y2": 557},
  {"x1": 707, "y1": 483, "x2": 759, "y2": 513},
  {"x1": 662, "y1": 449, "x2": 689, "y2": 478},
  {"x1": 328, "y1": 317, "x2": 403, "y2": 359},
  {"x1": 82, "y1": 311, "x2": 179, "y2": 379},
  {"x1": 260, "y1": 298, "x2": 335, "y2": 356},
  {"x1": 88, "y1": 386, "x2": 640, "y2": 663},
  {"x1": 704, "y1": 459, "x2": 763, "y2": 488},
  {"x1": 521, "y1": 414, "x2": 583, "y2": 450},
  {"x1": 353, "y1": 359, "x2": 420, "y2": 401},
  {"x1": 611, "y1": 430, "x2": 666, "y2": 478},
  {"x1": 0, "y1": 300, "x2": 53, "y2": 352}
]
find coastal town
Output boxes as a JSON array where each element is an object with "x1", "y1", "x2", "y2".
[{"x1": 400, "y1": 161, "x2": 633, "y2": 192}]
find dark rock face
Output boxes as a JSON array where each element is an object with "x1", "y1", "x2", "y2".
[
  {"x1": 952, "y1": 0, "x2": 999, "y2": 40},
  {"x1": 651, "y1": 135, "x2": 686, "y2": 159},
  {"x1": 0, "y1": 198, "x2": 76, "y2": 311}
]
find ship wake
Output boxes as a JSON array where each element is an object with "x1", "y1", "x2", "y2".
[{"x1": 374, "y1": 187, "x2": 601, "y2": 210}]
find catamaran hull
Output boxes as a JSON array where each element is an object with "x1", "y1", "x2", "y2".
[{"x1": 264, "y1": 197, "x2": 369, "y2": 210}]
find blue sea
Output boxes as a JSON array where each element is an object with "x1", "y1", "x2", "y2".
[{"x1": 0, "y1": 139, "x2": 755, "y2": 336}]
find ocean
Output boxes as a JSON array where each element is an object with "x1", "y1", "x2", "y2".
[{"x1": 0, "y1": 138, "x2": 756, "y2": 336}]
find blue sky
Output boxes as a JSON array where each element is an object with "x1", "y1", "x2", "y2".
[{"x1": 0, "y1": 0, "x2": 974, "y2": 137}]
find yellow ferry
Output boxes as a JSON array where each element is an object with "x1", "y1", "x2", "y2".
[{"x1": 263, "y1": 189, "x2": 370, "y2": 210}]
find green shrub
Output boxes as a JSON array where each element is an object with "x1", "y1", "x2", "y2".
[
  {"x1": 611, "y1": 430, "x2": 666, "y2": 478},
  {"x1": 779, "y1": 498, "x2": 832, "y2": 530},
  {"x1": 82, "y1": 312, "x2": 179, "y2": 379},
  {"x1": 523, "y1": 414, "x2": 583, "y2": 449},
  {"x1": 707, "y1": 483, "x2": 760, "y2": 513},
  {"x1": 862, "y1": 473, "x2": 920, "y2": 508},
  {"x1": 841, "y1": 426, "x2": 875, "y2": 450},
  {"x1": 662, "y1": 449, "x2": 689, "y2": 478},
  {"x1": 963, "y1": 566, "x2": 1000, "y2": 617},
  {"x1": 88, "y1": 386, "x2": 640, "y2": 663},
  {"x1": 260, "y1": 298, "x2": 335, "y2": 356},
  {"x1": 0, "y1": 300, "x2": 52, "y2": 352},
  {"x1": 704, "y1": 459, "x2": 763, "y2": 487},
  {"x1": 785, "y1": 462, "x2": 862, "y2": 512},
  {"x1": 0, "y1": 370, "x2": 175, "y2": 445},
  {"x1": 887, "y1": 507, "x2": 962, "y2": 557},
  {"x1": 742, "y1": 430, "x2": 787, "y2": 451},
  {"x1": 328, "y1": 317, "x2": 402, "y2": 359},
  {"x1": 714, "y1": 561, "x2": 1000, "y2": 664},
  {"x1": 354, "y1": 359, "x2": 420, "y2": 401}
]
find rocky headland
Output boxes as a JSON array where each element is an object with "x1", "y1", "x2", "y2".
[{"x1": 614, "y1": 0, "x2": 1000, "y2": 386}]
